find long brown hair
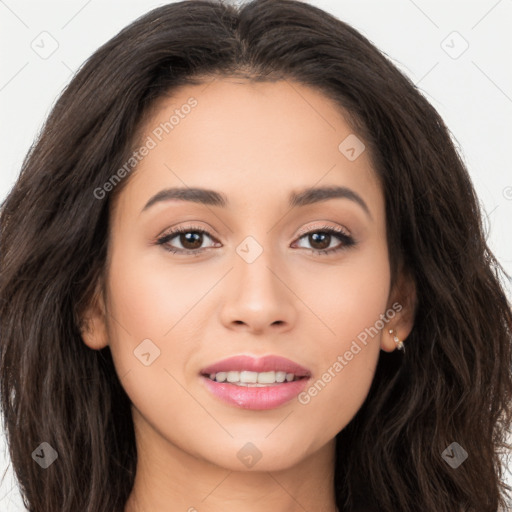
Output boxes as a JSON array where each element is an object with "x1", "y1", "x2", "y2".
[{"x1": 1, "y1": 1, "x2": 511, "y2": 510}]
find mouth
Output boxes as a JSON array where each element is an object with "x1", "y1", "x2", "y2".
[{"x1": 199, "y1": 354, "x2": 312, "y2": 410}]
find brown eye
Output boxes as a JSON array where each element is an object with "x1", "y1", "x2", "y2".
[
  {"x1": 293, "y1": 226, "x2": 356, "y2": 255},
  {"x1": 176, "y1": 231, "x2": 204, "y2": 250},
  {"x1": 308, "y1": 232, "x2": 332, "y2": 251},
  {"x1": 156, "y1": 226, "x2": 218, "y2": 254}
]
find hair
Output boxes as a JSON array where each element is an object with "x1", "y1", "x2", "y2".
[{"x1": 1, "y1": 0, "x2": 511, "y2": 510}]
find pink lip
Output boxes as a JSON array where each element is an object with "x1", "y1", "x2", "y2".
[
  {"x1": 200, "y1": 377, "x2": 310, "y2": 410},
  {"x1": 199, "y1": 355, "x2": 312, "y2": 410},
  {"x1": 200, "y1": 354, "x2": 311, "y2": 377}
]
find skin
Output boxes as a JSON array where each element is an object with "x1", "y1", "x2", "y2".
[{"x1": 81, "y1": 77, "x2": 416, "y2": 512}]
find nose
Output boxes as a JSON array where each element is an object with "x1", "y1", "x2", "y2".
[{"x1": 218, "y1": 245, "x2": 297, "y2": 335}]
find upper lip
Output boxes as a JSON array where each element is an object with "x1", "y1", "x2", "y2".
[{"x1": 200, "y1": 355, "x2": 311, "y2": 377}]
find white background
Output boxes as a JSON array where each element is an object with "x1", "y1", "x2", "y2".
[{"x1": 1, "y1": 0, "x2": 511, "y2": 509}]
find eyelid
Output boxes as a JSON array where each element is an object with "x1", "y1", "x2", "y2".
[
  {"x1": 154, "y1": 222, "x2": 216, "y2": 240},
  {"x1": 294, "y1": 222, "x2": 351, "y2": 238},
  {"x1": 155, "y1": 224, "x2": 218, "y2": 245}
]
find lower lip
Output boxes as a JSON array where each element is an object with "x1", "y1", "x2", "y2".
[{"x1": 200, "y1": 375, "x2": 310, "y2": 410}]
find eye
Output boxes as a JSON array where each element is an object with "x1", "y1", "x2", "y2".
[
  {"x1": 156, "y1": 225, "x2": 219, "y2": 255},
  {"x1": 292, "y1": 225, "x2": 356, "y2": 255}
]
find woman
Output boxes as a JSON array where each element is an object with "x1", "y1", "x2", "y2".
[{"x1": 1, "y1": 1, "x2": 511, "y2": 511}]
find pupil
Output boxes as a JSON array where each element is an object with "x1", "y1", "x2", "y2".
[
  {"x1": 181, "y1": 232, "x2": 202, "y2": 249},
  {"x1": 310, "y1": 232, "x2": 330, "y2": 250}
]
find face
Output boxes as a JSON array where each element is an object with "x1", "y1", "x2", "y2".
[{"x1": 82, "y1": 77, "x2": 413, "y2": 473}]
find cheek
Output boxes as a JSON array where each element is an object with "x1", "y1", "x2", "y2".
[
  {"x1": 297, "y1": 233, "x2": 391, "y2": 348},
  {"x1": 103, "y1": 248, "x2": 214, "y2": 450},
  {"x1": 103, "y1": 242, "x2": 210, "y2": 389},
  {"x1": 292, "y1": 238, "x2": 390, "y2": 429},
  {"x1": 106, "y1": 240, "x2": 218, "y2": 342}
]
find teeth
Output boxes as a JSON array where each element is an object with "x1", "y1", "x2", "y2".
[
  {"x1": 227, "y1": 371, "x2": 239, "y2": 383},
  {"x1": 257, "y1": 371, "x2": 275, "y2": 384},
  {"x1": 240, "y1": 371, "x2": 258, "y2": 383},
  {"x1": 215, "y1": 372, "x2": 227, "y2": 382},
  {"x1": 275, "y1": 371, "x2": 286, "y2": 383},
  {"x1": 207, "y1": 370, "x2": 299, "y2": 385}
]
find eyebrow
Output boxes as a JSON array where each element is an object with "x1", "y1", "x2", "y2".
[{"x1": 141, "y1": 185, "x2": 372, "y2": 219}]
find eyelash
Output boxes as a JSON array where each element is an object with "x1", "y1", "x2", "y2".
[{"x1": 155, "y1": 224, "x2": 356, "y2": 256}]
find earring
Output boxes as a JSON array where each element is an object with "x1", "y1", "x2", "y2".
[{"x1": 388, "y1": 329, "x2": 405, "y2": 353}]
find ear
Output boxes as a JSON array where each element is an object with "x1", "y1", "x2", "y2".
[
  {"x1": 381, "y1": 266, "x2": 417, "y2": 353},
  {"x1": 78, "y1": 280, "x2": 109, "y2": 350}
]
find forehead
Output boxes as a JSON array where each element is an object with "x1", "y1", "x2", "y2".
[{"x1": 114, "y1": 78, "x2": 383, "y2": 220}]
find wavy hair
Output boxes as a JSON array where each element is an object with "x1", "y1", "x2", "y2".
[{"x1": 1, "y1": 1, "x2": 511, "y2": 510}]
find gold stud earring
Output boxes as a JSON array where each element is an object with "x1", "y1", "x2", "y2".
[{"x1": 388, "y1": 329, "x2": 405, "y2": 353}]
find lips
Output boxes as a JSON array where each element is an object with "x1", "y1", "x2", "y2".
[
  {"x1": 200, "y1": 354, "x2": 311, "y2": 378},
  {"x1": 199, "y1": 354, "x2": 312, "y2": 410}
]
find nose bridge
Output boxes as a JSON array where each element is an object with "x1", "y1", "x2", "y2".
[
  {"x1": 235, "y1": 232, "x2": 283, "y2": 302},
  {"x1": 219, "y1": 231, "x2": 296, "y2": 332}
]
